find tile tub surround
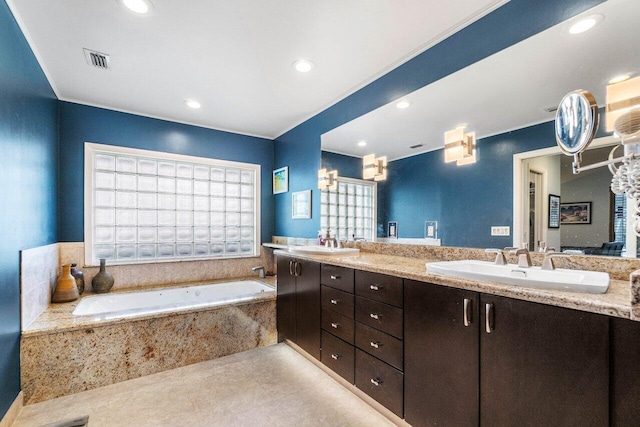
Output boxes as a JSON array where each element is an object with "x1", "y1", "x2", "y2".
[
  {"x1": 21, "y1": 278, "x2": 276, "y2": 404},
  {"x1": 275, "y1": 250, "x2": 632, "y2": 320},
  {"x1": 20, "y1": 243, "x2": 59, "y2": 329},
  {"x1": 59, "y1": 242, "x2": 275, "y2": 292}
]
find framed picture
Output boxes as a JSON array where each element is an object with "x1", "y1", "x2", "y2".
[
  {"x1": 548, "y1": 194, "x2": 560, "y2": 228},
  {"x1": 273, "y1": 166, "x2": 288, "y2": 194},
  {"x1": 388, "y1": 221, "x2": 398, "y2": 238},
  {"x1": 560, "y1": 202, "x2": 591, "y2": 224},
  {"x1": 292, "y1": 190, "x2": 311, "y2": 219}
]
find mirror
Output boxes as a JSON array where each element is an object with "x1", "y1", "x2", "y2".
[{"x1": 320, "y1": 0, "x2": 640, "y2": 255}]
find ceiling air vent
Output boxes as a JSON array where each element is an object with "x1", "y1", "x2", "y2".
[
  {"x1": 410, "y1": 144, "x2": 424, "y2": 149},
  {"x1": 83, "y1": 48, "x2": 110, "y2": 70},
  {"x1": 544, "y1": 106, "x2": 558, "y2": 113}
]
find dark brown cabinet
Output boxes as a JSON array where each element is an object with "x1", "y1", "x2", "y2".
[
  {"x1": 608, "y1": 317, "x2": 640, "y2": 426},
  {"x1": 405, "y1": 279, "x2": 609, "y2": 427},
  {"x1": 276, "y1": 255, "x2": 321, "y2": 360}
]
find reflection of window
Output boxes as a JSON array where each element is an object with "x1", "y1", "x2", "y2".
[
  {"x1": 613, "y1": 193, "x2": 626, "y2": 243},
  {"x1": 85, "y1": 143, "x2": 260, "y2": 266},
  {"x1": 320, "y1": 178, "x2": 376, "y2": 241}
]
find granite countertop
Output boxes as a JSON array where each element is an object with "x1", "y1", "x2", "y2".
[
  {"x1": 276, "y1": 250, "x2": 632, "y2": 319},
  {"x1": 24, "y1": 276, "x2": 277, "y2": 337}
]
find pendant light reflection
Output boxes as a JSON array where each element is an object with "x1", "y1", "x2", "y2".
[{"x1": 318, "y1": 168, "x2": 338, "y2": 191}]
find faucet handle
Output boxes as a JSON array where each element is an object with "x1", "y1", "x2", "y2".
[
  {"x1": 503, "y1": 246, "x2": 517, "y2": 252},
  {"x1": 541, "y1": 253, "x2": 570, "y2": 270},
  {"x1": 485, "y1": 248, "x2": 507, "y2": 265}
]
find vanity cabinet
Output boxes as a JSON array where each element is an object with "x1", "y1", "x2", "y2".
[
  {"x1": 276, "y1": 255, "x2": 321, "y2": 360},
  {"x1": 611, "y1": 317, "x2": 640, "y2": 426},
  {"x1": 405, "y1": 279, "x2": 609, "y2": 427}
]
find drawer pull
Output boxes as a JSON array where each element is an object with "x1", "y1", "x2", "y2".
[
  {"x1": 331, "y1": 353, "x2": 340, "y2": 360},
  {"x1": 330, "y1": 275, "x2": 341, "y2": 280},
  {"x1": 370, "y1": 341, "x2": 380, "y2": 349},
  {"x1": 370, "y1": 378, "x2": 382, "y2": 386},
  {"x1": 369, "y1": 313, "x2": 380, "y2": 320},
  {"x1": 369, "y1": 284, "x2": 380, "y2": 291},
  {"x1": 331, "y1": 322, "x2": 339, "y2": 329},
  {"x1": 330, "y1": 299, "x2": 339, "y2": 305}
]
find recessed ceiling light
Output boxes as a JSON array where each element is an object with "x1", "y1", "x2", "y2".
[
  {"x1": 122, "y1": 0, "x2": 152, "y2": 14},
  {"x1": 184, "y1": 99, "x2": 201, "y2": 109},
  {"x1": 568, "y1": 14, "x2": 603, "y2": 35},
  {"x1": 358, "y1": 141, "x2": 367, "y2": 147},
  {"x1": 396, "y1": 99, "x2": 411, "y2": 109},
  {"x1": 608, "y1": 74, "x2": 631, "y2": 85},
  {"x1": 292, "y1": 59, "x2": 314, "y2": 73}
]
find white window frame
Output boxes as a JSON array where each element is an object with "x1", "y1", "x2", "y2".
[
  {"x1": 84, "y1": 142, "x2": 261, "y2": 266},
  {"x1": 320, "y1": 177, "x2": 377, "y2": 242}
]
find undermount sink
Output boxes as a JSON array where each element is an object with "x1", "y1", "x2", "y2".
[
  {"x1": 288, "y1": 245, "x2": 360, "y2": 256},
  {"x1": 426, "y1": 260, "x2": 609, "y2": 294}
]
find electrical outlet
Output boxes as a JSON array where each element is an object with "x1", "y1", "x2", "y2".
[{"x1": 491, "y1": 226, "x2": 510, "y2": 236}]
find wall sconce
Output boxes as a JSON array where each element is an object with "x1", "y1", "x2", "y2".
[
  {"x1": 606, "y1": 75, "x2": 640, "y2": 139},
  {"x1": 363, "y1": 154, "x2": 387, "y2": 181},
  {"x1": 444, "y1": 126, "x2": 477, "y2": 165},
  {"x1": 318, "y1": 168, "x2": 338, "y2": 190}
]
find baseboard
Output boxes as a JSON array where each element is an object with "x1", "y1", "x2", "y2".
[{"x1": 0, "y1": 392, "x2": 23, "y2": 427}]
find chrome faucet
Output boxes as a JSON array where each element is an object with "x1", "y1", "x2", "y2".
[
  {"x1": 541, "y1": 253, "x2": 569, "y2": 270},
  {"x1": 251, "y1": 266, "x2": 265, "y2": 278},
  {"x1": 510, "y1": 248, "x2": 532, "y2": 268}
]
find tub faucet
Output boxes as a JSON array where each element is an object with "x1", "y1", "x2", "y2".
[
  {"x1": 252, "y1": 266, "x2": 265, "y2": 278},
  {"x1": 510, "y1": 248, "x2": 532, "y2": 268}
]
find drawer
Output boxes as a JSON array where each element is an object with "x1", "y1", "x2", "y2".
[
  {"x1": 321, "y1": 285, "x2": 354, "y2": 318},
  {"x1": 355, "y1": 349, "x2": 404, "y2": 418},
  {"x1": 355, "y1": 322, "x2": 403, "y2": 371},
  {"x1": 321, "y1": 264, "x2": 354, "y2": 293},
  {"x1": 355, "y1": 271, "x2": 403, "y2": 308},
  {"x1": 322, "y1": 309, "x2": 355, "y2": 344},
  {"x1": 322, "y1": 331, "x2": 354, "y2": 384},
  {"x1": 356, "y1": 296, "x2": 403, "y2": 339}
]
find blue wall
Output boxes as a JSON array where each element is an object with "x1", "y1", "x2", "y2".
[
  {"x1": 321, "y1": 151, "x2": 361, "y2": 179},
  {"x1": 0, "y1": 0, "x2": 58, "y2": 417},
  {"x1": 57, "y1": 102, "x2": 274, "y2": 244},
  {"x1": 274, "y1": 0, "x2": 605, "y2": 238}
]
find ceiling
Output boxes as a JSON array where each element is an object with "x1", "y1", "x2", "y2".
[
  {"x1": 321, "y1": 0, "x2": 640, "y2": 161},
  {"x1": 6, "y1": 0, "x2": 507, "y2": 139}
]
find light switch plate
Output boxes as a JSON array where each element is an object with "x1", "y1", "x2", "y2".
[{"x1": 491, "y1": 226, "x2": 510, "y2": 236}]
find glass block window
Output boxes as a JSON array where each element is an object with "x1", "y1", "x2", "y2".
[
  {"x1": 85, "y1": 143, "x2": 260, "y2": 265},
  {"x1": 320, "y1": 178, "x2": 376, "y2": 242}
]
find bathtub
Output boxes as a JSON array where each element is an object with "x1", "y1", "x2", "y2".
[{"x1": 73, "y1": 280, "x2": 275, "y2": 320}]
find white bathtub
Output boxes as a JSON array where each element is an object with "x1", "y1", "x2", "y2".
[{"x1": 73, "y1": 280, "x2": 275, "y2": 320}]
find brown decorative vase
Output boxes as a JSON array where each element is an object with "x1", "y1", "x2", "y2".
[
  {"x1": 52, "y1": 264, "x2": 80, "y2": 303},
  {"x1": 70, "y1": 263, "x2": 85, "y2": 294},
  {"x1": 92, "y1": 258, "x2": 114, "y2": 293}
]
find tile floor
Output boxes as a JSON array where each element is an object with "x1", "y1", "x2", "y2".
[{"x1": 13, "y1": 343, "x2": 395, "y2": 427}]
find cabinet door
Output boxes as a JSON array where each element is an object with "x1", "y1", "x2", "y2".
[
  {"x1": 404, "y1": 280, "x2": 479, "y2": 427},
  {"x1": 611, "y1": 317, "x2": 640, "y2": 426},
  {"x1": 276, "y1": 255, "x2": 296, "y2": 343},
  {"x1": 295, "y1": 260, "x2": 321, "y2": 360},
  {"x1": 480, "y1": 295, "x2": 609, "y2": 427}
]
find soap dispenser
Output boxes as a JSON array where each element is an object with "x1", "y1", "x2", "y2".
[{"x1": 52, "y1": 264, "x2": 80, "y2": 303}]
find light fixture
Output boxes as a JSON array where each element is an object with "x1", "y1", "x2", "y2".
[
  {"x1": 357, "y1": 140, "x2": 367, "y2": 147},
  {"x1": 444, "y1": 126, "x2": 477, "y2": 165},
  {"x1": 122, "y1": 0, "x2": 152, "y2": 14},
  {"x1": 609, "y1": 74, "x2": 631, "y2": 85},
  {"x1": 362, "y1": 154, "x2": 387, "y2": 181},
  {"x1": 318, "y1": 168, "x2": 338, "y2": 190},
  {"x1": 605, "y1": 75, "x2": 640, "y2": 132},
  {"x1": 184, "y1": 99, "x2": 201, "y2": 109},
  {"x1": 396, "y1": 99, "x2": 411, "y2": 109},
  {"x1": 568, "y1": 14, "x2": 603, "y2": 35},
  {"x1": 292, "y1": 59, "x2": 314, "y2": 73}
]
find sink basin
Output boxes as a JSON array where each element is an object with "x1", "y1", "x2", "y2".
[
  {"x1": 288, "y1": 245, "x2": 360, "y2": 256},
  {"x1": 426, "y1": 260, "x2": 609, "y2": 294}
]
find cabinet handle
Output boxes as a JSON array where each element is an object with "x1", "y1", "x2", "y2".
[
  {"x1": 485, "y1": 303, "x2": 494, "y2": 333},
  {"x1": 369, "y1": 313, "x2": 380, "y2": 320},
  {"x1": 370, "y1": 341, "x2": 380, "y2": 349},
  {"x1": 330, "y1": 299, "x2": 339, "y2": 305},
  {"x1": 289, "y1": 260, "x2": 294, "y2": 276},
  {"x1": 369, "y1": 284, "x2": 380, "y2": 291},
  {"x1": 331, "y1": 353, "x2": 340, "y2": 360},
  {"x1": 295, "y1": 262, "x2": 301, "y2": 277},
  {"x1": 463, "y1": 298, "x2": 472, "y2": 327},
  {"x1": 370, "y1": 378, "x2": 382, "y2": 386},
  {"x1": 331, "y1": 322, "x2": 339, "y2": 329},
  {"x1": 330, "y1": 275, "x2": 340, "y2": 280}
]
